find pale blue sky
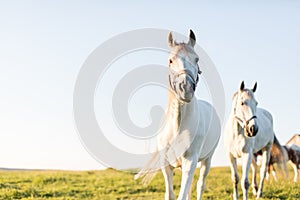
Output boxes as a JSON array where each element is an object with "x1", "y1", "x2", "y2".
[{"x1": 1, "y1": 1, "x2": 300, "y2": 170}]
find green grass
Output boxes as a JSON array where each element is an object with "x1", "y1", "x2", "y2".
[{"x1": 0, "y1": 167, "x2": 299, "y2": 199}]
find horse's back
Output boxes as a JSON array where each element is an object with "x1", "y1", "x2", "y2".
[
  {"x1": 287, "y1": 134, "x2": 300, "y2": 146},
  {"x1": 289, "y1": 144, "x2": 300, "y2": 152},
  {"x1": 195, "y1": 100, "x2": 221, "y2": 160}
]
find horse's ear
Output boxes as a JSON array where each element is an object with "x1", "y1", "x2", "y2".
[
  {"x1": 240, "y1": 81, "x2": 245, "y2": 91},
  {"x1": 188, "y1": 29, "x2": 196, "y2": 47},
  {"x1": 168, "y1": 32, "x2": 175, "y2": 47},
  {"x1": 252, "y1": 82, "x2": 257, "y2": 93}
]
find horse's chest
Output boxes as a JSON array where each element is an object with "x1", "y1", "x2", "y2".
[
  {"x1": 231, "y1": 136, "x2": 253, "y2": 157},
  {"x1": 158, "y1": 126, "x2": 196, "y2": 168}
]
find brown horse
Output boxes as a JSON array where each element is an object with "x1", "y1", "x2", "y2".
[
  {"x1": 253, "y1": 135, "x2": 288, "y2": 181},
  {"x1": 286, "y1": 134, "x2": 300, "y2": 146},
  {"x1": 255, "y1": 134, "x2": 300, "y2": 182},
  {"x1": 285, "y1": 134, "x2": 300, "y2": 182}
]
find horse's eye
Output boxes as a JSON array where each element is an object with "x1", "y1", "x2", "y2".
[
  {"x1": 169, "y1": 59, "x2": 173, "y2": 65},
  {"x1": 195, "y1": 58, "x2": 199, "y2": 63},
  {"x1": 241, "y1": 102, "x2": 245, "y2": 106}
]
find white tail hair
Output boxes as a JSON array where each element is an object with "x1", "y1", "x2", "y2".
[
  {"x1": 134, "y1": 131, "x2": 191, "y2": 184},
  {"x1": 134, "y1": 149, "x2": 160, "y2": 185}
]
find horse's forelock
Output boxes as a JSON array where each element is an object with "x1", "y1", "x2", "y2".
[
  {"x1": 233, "y1": 89, "x2": 255, "y2": 100},
  {"x1": 245, "y1": 89, "x2": 255, "y2": 98},
  {"x1": 171, "y1": 43, "x2": 195, "y2": 56}
]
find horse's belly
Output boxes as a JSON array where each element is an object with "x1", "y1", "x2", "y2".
[
  {"x1": 197, "y1": 126, "x2": 221, "y2": 160},
  {"x1": 195, "y1": 101, "x2": 221, "y2": 160},
  {"x1": 252, "y1": 129, "x2": 274, "y2": 153}
]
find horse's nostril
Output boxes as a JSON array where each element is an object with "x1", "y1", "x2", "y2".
[
  {"x1": 179, "y1": 82, "x2": 184, "y2": 92},
  {"x1": 192, "y1": 83, "x2": 196, "y2": 91},
  {"x1": 186, "y1": 79, "x2": 195, "y2": 91},
  {"x1": 250, "y1": 125, "x2": 258, "y2": 136},
  {"x1": 250, "y1": 126, "x2": 254, "y2": 133},
  {"x1": 255, "y1": 126, "x2": 258, "y2": 134}
]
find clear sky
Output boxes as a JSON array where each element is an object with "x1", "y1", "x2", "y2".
[{"x1": 1, "y1": 1, "x2": 300, "y2": 170}]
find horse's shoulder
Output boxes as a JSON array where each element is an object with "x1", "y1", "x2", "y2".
[
  {"x1": 196, "y1": 100, "x2": 219, "y2": 121},
  {"x1": 257, "y1": 108, "x2": 273, "y2": 122},
  {"x1": 196, "y1": 100, "x2": 215, "y2": 113},
  {"x1": 197, "y1": 99, "x2": 212, "y2": 107},
  {"x1": 257, "y1": 107, "x2": 271, "y2": 115}
]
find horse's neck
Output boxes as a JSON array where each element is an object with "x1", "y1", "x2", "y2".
[
  {"x1": 230, "y1": 111, "x2": 243, "y2": 137},
  {"x1": 165, "y1": 91, "x2": 194, "y2": 134},
  {"x1": 166, "y1": 94, "x2": 181, "y2": 132}
]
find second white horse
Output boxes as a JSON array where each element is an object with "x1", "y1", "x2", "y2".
[{"x1": 225, "y1": 81, "x2": 274, "y2": 200}]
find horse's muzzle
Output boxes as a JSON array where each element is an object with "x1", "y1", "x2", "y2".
[{"x1": 178, "y1": 78, "x2": 195, "y2": 102}]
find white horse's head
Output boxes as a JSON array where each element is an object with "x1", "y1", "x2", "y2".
[
  {"x1": 233, "y1": 81, "x2": 259, "y2": 137},
  {"x1": 168, "y1": 30, "x2": 201, "y2": 103}
]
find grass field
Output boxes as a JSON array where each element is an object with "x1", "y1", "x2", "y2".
[{"x1": 0, "y1": 167, "x2": 299, "y2": 200}]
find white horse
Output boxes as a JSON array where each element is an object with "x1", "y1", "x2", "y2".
[
  {"x1": 224, "y1": 81, "x2": 274, "y2": 200},
  {"x1": 135, "y1": 30, "x2": 221, "y2": 200}
]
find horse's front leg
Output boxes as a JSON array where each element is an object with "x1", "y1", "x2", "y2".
[
  {"x1": 257, "y1": 148, "x2": 271, "y2": 199},
  {"x1": 177, "y1": 155, "x2": 197, "y2": 200},
  {"x1": 264, "y1": 165, "x2": 270, "y2": 181},
  {"x1": 187, "y1": 185, "x2": 192, "y2": 200},
  {"x1": 197, "y1": 155, "x2": 212, "y2": 200},
  {"x1": 229, "y1": 153, "x2": 239, "y2": 200},
  {"x1": 162, "y1": 165, "x2": 175, "y2": 200},
  {"x1": 291, "y1": 162, "x2": 298, "y2": 182},
  {"x1": 251, "y1": 157, "x2": 258, "y2": 197},
  {"x1": 296, "y1": 164, "x2": 300, "y2": 182},
  {"x1": 269, "y1": 164, "x2": 278, "y2": 182},
  {"x1": 241, "y1": 152, "x2": 252, "y2": 200}
]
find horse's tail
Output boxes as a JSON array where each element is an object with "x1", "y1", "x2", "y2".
[
  {"x1": 271, "y1": 135, "x2": 289, "y2": 177},
  {"x1": 134, "y1": 149, "x2": 160, "y2": 185}
]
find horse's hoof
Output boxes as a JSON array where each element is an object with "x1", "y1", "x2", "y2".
[
  {"x1": 252, "y1": 187, "x2": 258, "y2": 196},
  {"x1": 233, "y1": 194, "x2": 238, "y2": 200},
  {"x1": 165, "y1": 193, "x2": 175, "y2": 200},
  {"x1": 252, "y1": 191, "x2": 257, "y2": 197},
  {"x1": 256, "y1": 191, "x2": 263, "y2": 199}
]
